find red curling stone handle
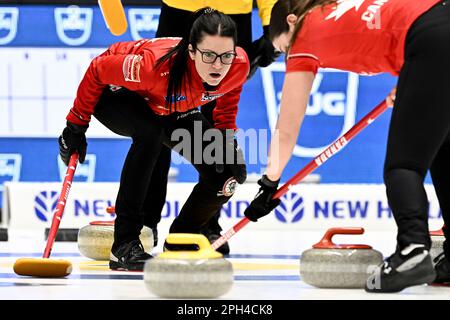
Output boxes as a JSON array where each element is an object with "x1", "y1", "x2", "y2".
[
  {"x1": 430, "y1": 226, "x2": 444, "y2": 237},
  {"x1": 312, "y1": 227, "x2": 372, "y2": 249},
  {"x1": 90, "y1": 220, "x2": 115, "y2": 226}
]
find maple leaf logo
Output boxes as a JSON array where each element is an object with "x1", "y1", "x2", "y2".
[{"x1": 325, "y1": 0, "x2": 366, "y2": 21}]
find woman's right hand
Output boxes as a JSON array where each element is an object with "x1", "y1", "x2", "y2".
[{"x1": 58, "y1": 121, "x2": 88, "y2": 166}]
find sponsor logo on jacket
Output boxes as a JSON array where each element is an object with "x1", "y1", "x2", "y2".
[
  {"x1": 123, "y1": 54, "x2": 142, "y2": 82},
  {"x1": 201, "y1": 92, "x2": 224, "y2": 102}
]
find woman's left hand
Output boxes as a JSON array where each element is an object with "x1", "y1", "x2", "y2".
[{"x1": 244, "y1": 175, "x2": 281, "y2": 222}]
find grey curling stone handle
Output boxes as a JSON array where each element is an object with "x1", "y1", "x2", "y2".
[{"x1": 430, "y1": 226, "x2": 444, "y2": 237}]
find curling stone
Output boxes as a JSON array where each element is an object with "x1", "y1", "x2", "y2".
[
  {"x1": 144, "y1": 233, "x2": 233, "y2": 298},
  {"x1": 430, "y1": 227, "x2": 445, "y2": 261},
  {"x1": 78, "y1": 221, "x2": 153, "y2": 260},
  {"x1": 300, "y1": 227, "x2": 383, "y2": 288}
]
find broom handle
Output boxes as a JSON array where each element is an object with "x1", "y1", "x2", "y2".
[
  {"x1": 273, "y1": 100, "x2": 388, "y2": 198},
  {"x1": 212, "y1": 100, "x2": 389, "y2": 250},
  {"x1": 43, "y1": 153, "x2": 79, "y2": 258}
]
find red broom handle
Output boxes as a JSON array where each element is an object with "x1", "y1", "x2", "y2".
[
  {"x1": 43, "y1": 153, "x2": 78, "y2": 258},
  {"x1": 212, "y1": 100, "x2": 389, "y2": 250}
]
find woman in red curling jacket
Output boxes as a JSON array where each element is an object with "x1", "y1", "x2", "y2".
[
  {"x1": 244, "y1": 0, "x2": 450, "y2": 292},
  {"x1": 58, "y1": 8, "x2": 249, "y2": 271}
]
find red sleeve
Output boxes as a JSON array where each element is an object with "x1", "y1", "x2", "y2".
[
  {"x1": 286, "y1": 30, "x2": 320, "y2": 75},
  {"x1": 66, "y1": 48, "x2": 155, "y2": 125},
  {"x1": 286, "y1": 54, "x2": 319, "y2": 74},
  {"x1": 213, "y1": 85, "x2": 243, "y2": 130}
]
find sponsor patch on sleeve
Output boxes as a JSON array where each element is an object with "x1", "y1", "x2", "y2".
[{"x1": 122, "y1": 54, "x2": 142, "y2": 82}]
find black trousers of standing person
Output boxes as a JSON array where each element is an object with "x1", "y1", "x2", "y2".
[
  {"x1": 384, "y1": 0, "x2": 450, "y2": 257},
  {"x1": 93, "y1": 87, "x2": 236, "y2": 251},
  {"x1": 139, "y1": 3, "x2": 253, "y2": 233}
]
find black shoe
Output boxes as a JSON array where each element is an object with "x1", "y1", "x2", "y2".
[
  {"x1": 365, "y1": 244, "x2": 436, "y2": 293},
  {"x1": 109, "y1": 239, "x2": 153, "y2": 271},
  {"x1": 201, "y1": 220, "x2": 230, "y2": 255},
  {"x1": 433, "y1": 252, "x2": 450, "y2": 284}
]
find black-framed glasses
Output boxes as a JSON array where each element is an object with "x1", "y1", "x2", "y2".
[{"x1": 194, "y1": 48, "x2": 236, "y2": 65}]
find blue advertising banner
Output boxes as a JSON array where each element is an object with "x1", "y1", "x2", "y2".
[
  {"x1": 0, "y1": 4, "x2": 404, "y2": 210},
  {"x1": 0, "y1": 5, "x2": 162, "y2": 47}
]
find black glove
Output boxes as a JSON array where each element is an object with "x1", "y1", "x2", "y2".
[
  {"x1": 58, "y1": 121, "x2": 88, "y2": 166},
  {"x1": 215, "y1": 130, "x2": 247, "y2": 184},
  {"x1": 244, "y1": 175, "x2": 281, "y2": 222},
  {"x1": 247, "y1": 26, "x2": 281, "y2": 79}
]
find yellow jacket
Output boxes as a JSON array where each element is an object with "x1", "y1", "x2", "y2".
[{"x1": 162, "y1": 0, "x2": 277, "y2": 26}]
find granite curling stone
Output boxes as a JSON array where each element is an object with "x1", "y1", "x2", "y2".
[
  {"x1": 300, "y1": 227, "x2": 383, "y2": 288},
  {"x1": 430, "y1": 227, "x2": 445, "y2": 261},
  {"x1": 144, "y1": 233, "x2": 233, "y2": 298},
  {"x1": 78, "y1": 221, "x2": 153, "y2": 260}
]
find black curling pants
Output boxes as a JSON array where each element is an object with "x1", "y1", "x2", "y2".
[
  {"x1": 93, "y1": 88, "x2": 235, "y2": 250},
  {"x1": 384, "y1": 1, "x2": 450, "y2": 256}
]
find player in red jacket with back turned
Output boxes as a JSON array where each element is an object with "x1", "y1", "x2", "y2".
[
  {"x1": 244, "y1": 0, "x2": 450, "y2": 292},
  {"x1": 58, "y1": 8, "x2": 249, "y2": 271}
]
